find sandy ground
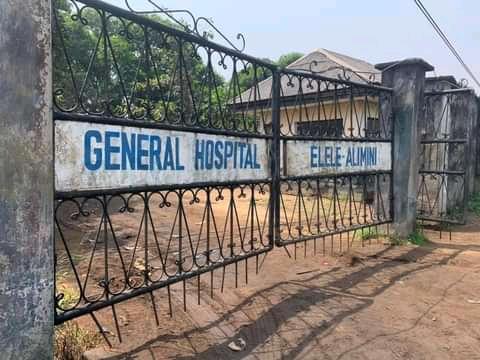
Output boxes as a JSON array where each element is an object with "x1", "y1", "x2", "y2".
[{"x1": 68, "y1": 212, "x2": 480, "y2": 360}]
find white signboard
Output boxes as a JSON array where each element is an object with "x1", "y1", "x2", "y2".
[
  {"x1": 285, "y1": 140, "x2": 391, "y2": 176},
  {"x1": 55, "y1": 121, "x2": 270, "y2": 192}
]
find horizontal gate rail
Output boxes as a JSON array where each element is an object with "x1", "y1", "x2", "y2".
[
  {"x1": 420, "y1": 139, "x2": 467, "y2": 144},
  {"x1": 53, "y1": 111, "x2": 274, "y2": 139}
]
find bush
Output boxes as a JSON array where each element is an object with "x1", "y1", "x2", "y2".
[
  {"x1": 408, "y1": 227, "x2": 428, "y2": 246},
  {"x1": 54, "y1": 322, "x2": 102, "y2": 360},
  {"x1": 359, "y1": 226, "x2": 380, "y2": 241},
  {"x1": 468, "y1": 192, "x2": 480, "y2": 216}
]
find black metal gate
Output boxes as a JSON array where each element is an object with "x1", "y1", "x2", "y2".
[
  {"x1": 52, "y1": 0, "x2": 394, "y2": 339},
  {"x1": 53, "y1": 0, "x2": 276, "y2": 332},
  {"x1": 417, "y1": 89, "x2": 470, "y2": 224},
  {"x1": 275, "y1": 69, "x2": 394, "y2": 254}
]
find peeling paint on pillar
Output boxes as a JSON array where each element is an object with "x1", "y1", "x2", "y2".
[
  {"x1": 0, "y1": 0, "x2": 53, "y2": 359},
  {"x1": 376, "y1": 59, "x2": 434, "y2": 238}
]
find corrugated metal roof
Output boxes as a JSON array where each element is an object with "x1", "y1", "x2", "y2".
[{"x1": 236, "y1": 48, "x2": 381, "y2": 104}]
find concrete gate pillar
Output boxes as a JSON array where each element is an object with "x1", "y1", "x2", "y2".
[
  {"x1": 375, "y1": 59, "x2": 434, "y2": 238},
  {"x1": 0, "y1": 1, "x2": 53, "y2": 359}
]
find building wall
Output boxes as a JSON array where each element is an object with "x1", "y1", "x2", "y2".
[{"x1": 277, "y1": 98, "x2": 381, "y2": 137}]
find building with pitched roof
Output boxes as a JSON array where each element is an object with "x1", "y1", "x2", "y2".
[{"x1": 233, "y1": 48, "x2": 387, "y2": 139}]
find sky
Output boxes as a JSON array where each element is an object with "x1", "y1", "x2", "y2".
[{"x1": 107, "y1": 0, "x2": 480, "y2": 92}]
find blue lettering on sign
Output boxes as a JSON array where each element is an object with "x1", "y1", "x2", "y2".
[
  {"x1": 310, "y1": 145, "x2": 378, "y2": 169},
  {"x1": 84, "y1": 130, "x2": 102, "y2": 171},
  {"x1": 194, "y1": 139, "x2": 261, "y2": 170},
  {"x1": 105, "y1": 131, "x2": 120, "y2": 170},
  {"x1": 83, "y1": 129, "x2": 262, "y2": 172},
  {"x1": 122, "y1": 132, "x2": 137, "y2": 170},
  {"x1": 136, "y1": 134, "x2": 149, "y2": 171}
]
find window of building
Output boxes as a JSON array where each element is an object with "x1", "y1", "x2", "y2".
[
  {"x1": 296, "y1": 119, "x2": 344, "y2": 137},
  {"x1": 263, "y1": 122, "x2": 273, "y2": 135},
  {"x1": 366, "y1": 117, "x2": 380, "y2": 137}
]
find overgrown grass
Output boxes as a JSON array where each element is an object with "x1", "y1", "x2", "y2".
[
  {"x1": 359, "y1": 226, "x2": 381, "y2": 241},
  {"x1": 408, "y1": 227, "x2": 428, "y2": 245},
  {"x1": 468, "y1": 192, "x2": 480, "y2": 216},
  {"x1": 57, "y1": 285, "x2": 79, "y2": 310},
  {"x1": 388, "y1": 225, "x2": 428, "y2": 246},
  {"x1": 55, "y1": 273, "x2": 80, "y2": 310},
  {"x1": 55, "y1": 322, "x2": 102, "y2": 360},
  {"x1": 446, "y1": 205, "x2": 463, "y2": 221}
]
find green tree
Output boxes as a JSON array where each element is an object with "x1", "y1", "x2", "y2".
[
  {"x1": 234, "y1": 58, "x2": 274, "y2": 95},
  {"x1": 276, "y1": 52, "x2": 303, "y2": 68},
  {"x1": 52, "y1": 0, "x2": 302, "y2": 130},
  {"x1": 53, "y1": 0, "x2": 226, "y2": 125},
  {"x1": 234, "y1": 52, "x2": 304, "y2": 93}
]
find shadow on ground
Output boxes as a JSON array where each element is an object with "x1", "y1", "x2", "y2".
[{"x1": 96, "y1": 237, "x2": 480, "y2": 360}]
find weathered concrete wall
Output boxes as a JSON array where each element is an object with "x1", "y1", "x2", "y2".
[
  {"x1": 425, "y1": 76, "x2": 459, "y2": 92},
  {"x1": 0, "y1": 0, "x2": 53, "y2": 359},
  {"x1": 475, "y1": 96, "x2": 480, "y2": 192},
  {"x1": 425, "y1": 76, "x2": 479, "y2": 197},
  {"x1": 422, "y1": 88, "x2": 478, "y2": 210},
  {"x1": 448, "y1": 90, "x2": 478, "y2": 200},
  {"x1": 376, "y1": 59, "x2": 433, "y2": 238}
]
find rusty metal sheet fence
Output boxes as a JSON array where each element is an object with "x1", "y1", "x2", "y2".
[{"x1": 52, "y1": 0, "x2": 394, "y2": 337}]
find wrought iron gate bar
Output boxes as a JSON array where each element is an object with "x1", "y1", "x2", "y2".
[
  {"x1": 55, "y1": 179, "x2": 273, "y2": 199},
  {"x1": 419, "y1": 170, "x2": 465, "y2": 175},
  {"x1": 416, "y1": 216, "x2": 464, "y2": 225},
  {"x1": 281, "y1": 68, "x2": 394, "y2": 93},
  {"x1": 69, "y1": 0, "x2": 274, "y2": 69},
  {"x1": 55, "y1": 246, "x2": 270, "y2": 324},
  {"x1": 284, "y1": 136, "x2": 392, "y2": 143},
  {"x1": 421, "y1": 139, "x2": 467, "y2": 144},
  {"x1": 54, "y1": 111, "x2": 274, "y2": 139},
  {"x1": 280, "y1": 170, "x2": 392, "y2": 181},
  {"x1": 276, "y1": 220, "x2": 392, "y2": 247}
]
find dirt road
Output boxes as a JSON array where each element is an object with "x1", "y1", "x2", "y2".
[{"x1": 79, "y1": 217, "x2": 480, "y2": 360}]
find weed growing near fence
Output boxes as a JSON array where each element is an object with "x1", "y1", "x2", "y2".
[
  {"x1": 55, "y1": 322, "x2": 102, "y2": 360},
  {"x1": 388, "y1": 225, "x2": 428, "y2": 246},
  {"x1": 468, "y1": 192, "x2": 480, "y2": 216},
  {"x1": 359, "y1": 226, "x2": 379, "y2": 241},
  {"x1": 408, "y1": 227, "x2": 428, "y2": 245},
  {"x1": 57, "y1": 285, "x2": 79, "y2": 310}
]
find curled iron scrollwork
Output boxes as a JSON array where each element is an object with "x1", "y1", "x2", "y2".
[{"x1": 124, "y1": 0, "x2": 246, "y2": 52}]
